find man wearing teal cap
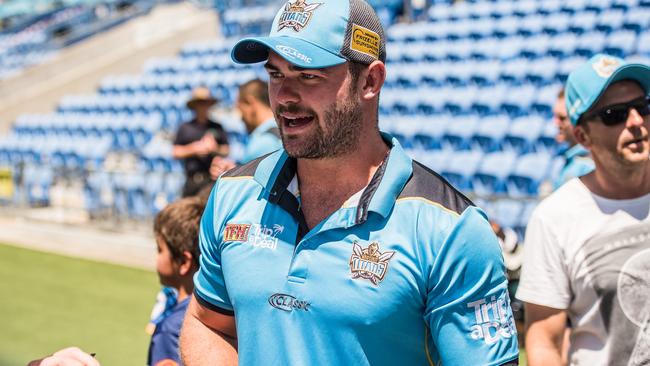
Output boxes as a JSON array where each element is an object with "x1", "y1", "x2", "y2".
[
  {"x1": 517, "y1": 53, "x2": 650, "y2": 366},
  {"x1": 180, "y1": 0, "x2": 519, "y2": 365}
]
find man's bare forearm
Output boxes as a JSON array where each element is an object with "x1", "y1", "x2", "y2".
[
  {"x1": 180, "y1": 311, "x2": 238, "y2": 366},
  {"x1": 526, "y1": 342, "x2": 563, "y2": 366}
]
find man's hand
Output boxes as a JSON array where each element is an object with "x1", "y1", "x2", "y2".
[
  {"x1": 210, "y1": 156, "x2": 236, "y2": 180},
  {"x1": 193, "y1": 134, "x2": 219, "y2": 156},
  {"x1": 27, "y1": 347, "x2": 100, "y2": 366}
]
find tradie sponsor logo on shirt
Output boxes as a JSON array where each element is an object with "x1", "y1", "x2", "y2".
[
  {"x1": 349, "y1": 241, "x2": 395, "y2": 285},
  {"x1": 467, "y1": 295, "x2": 517, "y2": 345},
  {"x1": 223, "y1": 224, "x2": 251, "y2": 242}
]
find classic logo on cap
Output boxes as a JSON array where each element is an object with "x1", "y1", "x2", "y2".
[
  {"x1": 277, "y1": 0, "x2": 323, "y2": 32},
  {"x1": 593, "y1": 56, "x2": 621, "y2": 78},
  {"x1": 349, "y1": 241, "x2": 395, "y2": 285},
  {"x1": 350, "y1": 24, "x2": 380, "y2": 59},
  {"x1": 275, "y1": 45, "x2": 312, "y2": 64}
]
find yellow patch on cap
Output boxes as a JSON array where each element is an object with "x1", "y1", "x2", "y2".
[{"x1": 350, "y1": 24, "x2": 380, "y2": 59}]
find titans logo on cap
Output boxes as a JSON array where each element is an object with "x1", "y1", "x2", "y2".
[{"x1": 277, "y1": 0, "x2": 323, "y2": 32}]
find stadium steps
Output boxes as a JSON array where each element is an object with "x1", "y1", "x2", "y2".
[{"x1": 0, "y1": 2, "x2": 219, "y2": 134}]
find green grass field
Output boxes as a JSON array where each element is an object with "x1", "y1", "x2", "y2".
[
  {"x1": 0, "y1": 243, "x2": 159, "y2": 366},
  {"x1": 0, "y1": 242, "x2": 528, "y2": 365}
]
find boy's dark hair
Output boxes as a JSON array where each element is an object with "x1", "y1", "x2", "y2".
[{"x1": 154, "y1": 197, "x2": 204, "y2": 268}]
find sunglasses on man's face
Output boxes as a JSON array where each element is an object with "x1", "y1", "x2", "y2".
[{"x1": 581, "y1": 96, "x2": 650, "y2": 126}]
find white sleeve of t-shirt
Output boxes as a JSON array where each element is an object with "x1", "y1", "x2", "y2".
[{"x1": 515, "y1": 209, "x2": 571, "y2": 309}]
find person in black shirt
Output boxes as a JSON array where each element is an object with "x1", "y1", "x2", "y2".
[{"x1": 173, "y1": 87, "x2": 229, "y2": 197}]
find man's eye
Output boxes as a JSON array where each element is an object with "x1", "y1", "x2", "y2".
[
  {"x1": 269, "y1": 72, "x2": 283, "y2": 79},
  {"x1": 301, "y1": 73, "x2": 319, "y2": 80}
]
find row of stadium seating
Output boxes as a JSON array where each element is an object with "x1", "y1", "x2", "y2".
[
  {"x1": 4, "y1": 0, "x2": 650, "y2": 228},
  {"x1": 388, "y1": 30, "x2": 649, "y2": 61},
  {"x1": 428, "y1": 0, "x2": 650, "y2": 21},
  {"x1": 0, "y1": 0, "x2": 156, "y2": 80}
]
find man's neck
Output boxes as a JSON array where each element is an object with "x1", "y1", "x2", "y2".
[
  {"x1": 584, "y1": 162, "x2": 650, "y2": 199},
  {"x1": 295, "y1": 131, "x2": 389, "y2": 229},
  {"x1": 252, "y1": 110, "x2": 275, "y2": 131}
]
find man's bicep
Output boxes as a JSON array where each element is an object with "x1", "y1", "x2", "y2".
[
  {"x1": 524, "y1": 303, "x2": 566, "y2": 344},
  {"x1": 188, "y1": 295, "x2": 236, "y2": 339},
  {"x1": 425, "y1": 207, "x2": 519, "y2": 365}
]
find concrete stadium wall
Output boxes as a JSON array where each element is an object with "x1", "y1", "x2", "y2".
[{"x1": 0, "y1": 2, "x2": 220, "y2": 134}]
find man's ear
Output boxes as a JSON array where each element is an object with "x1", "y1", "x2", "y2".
[
  {"x1": 573, "y1": 124, "x2": 591, "y2": 148},
  {"x1": 179, "y1": 251, "x2": 194, "y2": 276},
  {"x1": 360, "y1": 60, "x2": 386, "y2": 101}
]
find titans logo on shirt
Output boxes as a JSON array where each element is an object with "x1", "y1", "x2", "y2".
[{"x1": 349, "y1": 241, "x2": 395, "y2": 285}]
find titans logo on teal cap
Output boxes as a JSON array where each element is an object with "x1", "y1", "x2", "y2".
[
  {"x1": 565, "y1": 53, "x2": 650, "y2": 125},
  {"x1": 231, "y1": 0, "x2": 386, "y2": 69}
]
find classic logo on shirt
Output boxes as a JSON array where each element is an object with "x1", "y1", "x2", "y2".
[
  {"x1": 467, "y1": 295, "x2": 517, "y2": 345},
  {"x1": 349, "y1": 241, "x2": 395, "y2": 285},
  {"x1": 268, "y1": 293, "x2": 310, "y2": 312},
  {"x1": 223, "y1": 223, "x2": 251, "y2": 242},
  {"x1": 277, "y1": 0, "x2": 322, "y2": 32}
]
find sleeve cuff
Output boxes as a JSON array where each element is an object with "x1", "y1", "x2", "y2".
[{"x1": 194, "y1": 290, "x2": 235, "y2": 316}]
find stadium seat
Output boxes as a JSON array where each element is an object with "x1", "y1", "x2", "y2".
[
  {"x1": 473, "y1": 151, "x2": 518, "y2": 196},
  {"x1": 575, "y1": 30, "x2": 607, "y2": 57},
  {"x1": 440, "y1": 150, "x2": 483, "y2": 191},
  {"x1": 506, "y1": 152, "x2": 553, "y2": 197},
  {"x1": 491, "y1": 199, "x2": 525, "y2": 229},
  {"x1": 442, "y1": 115, "x2": 479, "y2": 150},
  {"x1": 604, "y1": 30, "x2": 637, "y2": 58},
  {"x1": 622, "y1": 8, "x2": 650, "y2": 32},
  {"x1": 471, "y1": 114, "x2": 510, "y2": 152},
  {"x1": 504, "y1": 115, "x2": 545, "y2": 153},
  {"x1": 595, "y1": 9, "x2": 625, "y2": 33},
  {"x1": 569, "y1": 11, "x2": 598, "y2": 33}
]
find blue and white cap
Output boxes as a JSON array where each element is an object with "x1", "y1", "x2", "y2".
[
  {"x1": 231, "y1": 0, "x2": 386, "y2": 68},
  {"x1": 566, "y1": 53, "x2": 650, "y2": 125}
]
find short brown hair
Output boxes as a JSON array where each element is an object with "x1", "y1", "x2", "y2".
[
  {"x1": 239, "y1": 79, "x2": 270, "y2": 107},
  {"x1": 154, "y1": 197, "x2": 204, "y2": 267}
]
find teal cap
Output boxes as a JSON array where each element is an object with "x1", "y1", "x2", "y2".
[
  {"x1": 231, "y1": 0, "x2": 386, "y2": 69},
  {"x1": 566, "y1": 53, "x2": 650, "y2": 125}
]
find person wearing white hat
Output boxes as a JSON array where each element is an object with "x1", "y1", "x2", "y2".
[{"x1": 172, "y1": 86, "x2": 229, "y2": 197}]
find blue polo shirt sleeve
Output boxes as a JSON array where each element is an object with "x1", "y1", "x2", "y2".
[
  {"x1": 424, "y1": 206, "x2": 519, "y2": 365},
  {"x1": 193, "y1": 182, "x2": 234, "y2": 314}
]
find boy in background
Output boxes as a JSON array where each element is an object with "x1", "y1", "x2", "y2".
[{"x1": 148, "y1": 197, "x2": 204, "y2": 366}]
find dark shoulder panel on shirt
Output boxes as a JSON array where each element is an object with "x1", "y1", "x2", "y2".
[
  {"x1": 221, "y1": 153, "x2": 270, "y2": 178},
  {"x1": 398, "y1": 160, "x2": 474, "y2": 215}
]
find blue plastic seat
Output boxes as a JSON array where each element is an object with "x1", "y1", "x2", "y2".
[
  {"x1": 440, "y1": 150, "x2": 483, "y2": 192},
  {"x1": 569, "y1": 11, "x2": 598, "y2": 33},
  {"x1": 595, "y1": 9, "x2": 625, "y2": 33},
  {"x1": 548, "y1": 32, "x2": 579, "y2": 57},
  {"x1": 604, "y1": 30, "x2": 637, "y2": 58},
  {"x1": 623, "y1": 8, "x2": 650, "y2": 33},
  {"x1": 491, "y1": 199, "x2": 525, "y2": 229},
  {"x1": 506, "y1": 152, "x2": 553, "y2": 197},
  {"x1": 520, "y1": 34, "x2": 551, "y2": 59},
  {"x1": 502, "y1": 84, "x2": 536, "y2": 116},
  {"x1": 504, "y1": 115, "x2": 545, "y2": 153},
  {"x1": 473, "y1": 151, "x2": 518, "y2": 196},
  {"x1": 442, "y1": 115, "x2": 479, "y2": 150},
  {"x1": 542, "y1": 12, "x2": 571, "y2": 34},
  {"x1": 471, "y1": 114, "x2": 510, "y2": 152},
  {"x1": 575, "y1": 31, "x2": 606, "y2": 57}
]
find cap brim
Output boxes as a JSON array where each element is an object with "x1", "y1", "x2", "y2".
[
  {"x1": 588, "y1": 63, "x2": 650, "y2": 112},
  {"x1": 231, "y1": 36, "x2": 346, "y2": 69}
]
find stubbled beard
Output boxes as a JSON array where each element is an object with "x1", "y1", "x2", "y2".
[{"x1": 277, "y1": 95, "x2": 363, "y2": 159}]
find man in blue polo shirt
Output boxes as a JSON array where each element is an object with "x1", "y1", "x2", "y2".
[{"x1": 180, "y1": 0, "x2": 519, "y2": 364}]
